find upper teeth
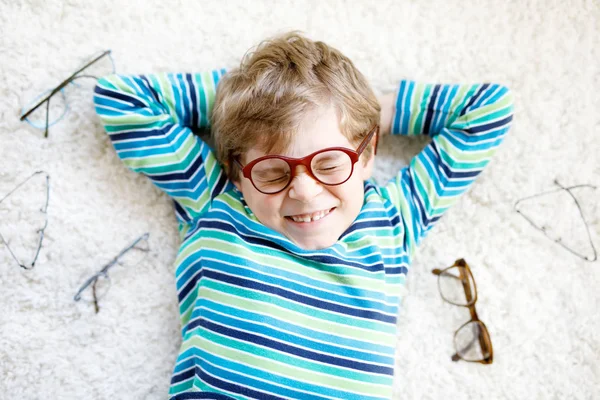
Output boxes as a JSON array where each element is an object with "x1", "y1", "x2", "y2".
[{"x1": 290, "y1": 209, "x2": 331, "y2": 223}]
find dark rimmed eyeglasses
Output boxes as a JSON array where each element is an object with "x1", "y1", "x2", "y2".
[
  {"x1": 234, "y1": 125, "x2": 379, "y2": 194},
  {"x1": 432, "y1": 258, "x2": 494, "y2": 364},
  {"x1": 20, "y1": 50, "x2": 115, "y2": 138}
]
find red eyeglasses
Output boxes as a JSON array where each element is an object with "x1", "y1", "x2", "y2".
[{"x1": 235, "y1": 126, "x2": 379, "y2": 194}]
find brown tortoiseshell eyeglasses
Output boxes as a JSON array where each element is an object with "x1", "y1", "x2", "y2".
[{"x1": 432, "y1": 258, "x2": 494, "y2": 364}]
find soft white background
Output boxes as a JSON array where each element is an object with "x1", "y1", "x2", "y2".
[{"x1": 1, "y1": 0, "x2": 599, "y2": 399}]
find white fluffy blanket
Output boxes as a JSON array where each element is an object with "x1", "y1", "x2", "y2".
[{"x1": 1, "y1": 1, "x2": 598, "y2": 398}]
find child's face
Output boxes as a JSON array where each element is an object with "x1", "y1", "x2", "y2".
[{"x1": 234, "y1": 105, "x2": 375, "y2": 250}]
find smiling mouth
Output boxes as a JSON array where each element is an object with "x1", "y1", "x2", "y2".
[{"x1": 285, "y1": 207, "x2": 335, "y2": 223}]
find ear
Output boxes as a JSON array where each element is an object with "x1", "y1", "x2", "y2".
[
  {"x1": 360, "y1": 153, "x2": 376, "y2": 180},
  {"x1": 360, "y1": 135, "x2": 378, "y2": 180},
  {"x1": 224, "y1": 159, "x2": 243, "y2": 192},
  {"x1": 232, "y1": 178, "x2": 242, "y2": 192}
]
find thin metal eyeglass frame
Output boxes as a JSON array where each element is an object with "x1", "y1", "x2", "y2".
[
  {"x1": 73, "y1": 232, "x2": 150, "y2": 311},
  {"x1": 234, "y1": 125, "x2": 379, "y2": 194},
  {"x1": 20, "y1": 50, "x2": 113, "y2": 138},
  {"x1": 0, "y1": 171, "x2": 50, "y2": 270},
  {"x1": 432, "y1": 258, "x2": 494, "y2": 364},
  {"x1": 514, "y1": 180, "x2": 597, "y2": 262}
]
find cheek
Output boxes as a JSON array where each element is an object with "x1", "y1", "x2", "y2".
[
  {"x1": 328, "y1": 180, "x2": 362, "y2": 205},
  {"x1": 244, "y1": 187, "x2": 283, "y2": 215},
  {"x1": 261, "y1": 195, "x2": 283, "y2": 211},
  {"x1": 341, "y1": 177, "x2": 365, "y2": 205}
]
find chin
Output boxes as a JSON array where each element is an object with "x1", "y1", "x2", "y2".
[{"x1": 290, "y1": 235, "x2": 337, "y2": 250}]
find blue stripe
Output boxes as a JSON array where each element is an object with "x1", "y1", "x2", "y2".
[
  {"x1": 195, "y1": 219, "x2": 389, "y2": 274},
  {"x1": 431, "y1": 85, "x2": 450, "y2": 133},
  {"x1": 197, "y1": 358, "x2": 333, "y2": 400},
  {"x1": 392, "y1": 80, "x2": 405, "y2": 134},
  {"x1": 464, "y1": 115, "x2": 513, "y2": 135},
  {"x1": 402, "y1": 81, "x2": 414, "y2": 134},
  {"x1": 202, "y1": 269, "x2": 397, "y2": 324},
  {"x1": 195, "y1": 298, "x2": 396, "y2": 355},
  {"x1": 148, "y1": 152, "x2": 204, "y2": 182},
  {"x1": 191, "y1": 308, "x2": 394, "y2": 367},
  {"x1": 195, "y1": 73, "x2": 208, "y2": 127},
  {"x1": 94, "y1": 85, "x2": 147, "y2": 108},
  {"x1": 190, "y1": 349, "x2": 368, "y2": 400},
  {"x1": 422, "y1": 84, "x2": 440, "y2": 134},
  {"x1": 171, "y1": 393, "x2": 236, "y2": 400},
  {"x1": 178, "y1": 265, "x2": 203, "y2": 305},
  {"x1": 113, "y1": 125, "x2": 183, "y2": 153},
  {"x1": 200, "y1": 254, "x2": 398, "y2": 315},
  {"x1": 174, "y1": 200, "x2": 192, "y2": 224},
  {"x1": 178, "y1": 73, "x2": 192, "y2": 126},
  {"x1": 195, "y1": 365, "x2": 288, "y2": 400},
  {"x1": 460, "y1": 83, "x2": 490, "y2": 117},
  {"x1": 168, "y1": 74, "x2": 186, "y2": 125},
  {"x1": 185, "y1": 73, "x2": 199, "y2": 127},
  {"x1": 192, "y1": 318, "x2": 395, "y2": 375}
]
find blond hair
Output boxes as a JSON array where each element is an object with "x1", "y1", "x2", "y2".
[{"x1": 211, "y1": 31, "x2": 380, "y2": 180}]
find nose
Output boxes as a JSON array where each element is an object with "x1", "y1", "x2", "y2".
[{"x1": 287, "y1": 167, "x2": 322, "y2": 202}]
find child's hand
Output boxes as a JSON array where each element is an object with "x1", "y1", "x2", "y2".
[{"x1": 378, "y1": 92, "x2": 395, "y2": 136}]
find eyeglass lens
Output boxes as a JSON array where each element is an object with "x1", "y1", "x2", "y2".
[
  {"x1": 437, "y1": 266, "x2": 476, "y2": 306},
  {"x1": 454, "y1": 321, "x2": 491, "y2": 361},
  {"x1": 250, "y1": 150, "x2": 353, "y2": 193}
]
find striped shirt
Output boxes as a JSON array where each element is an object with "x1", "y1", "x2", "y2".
[{"x1": 93, "y1": 71, "x2": 513, "y2": 400}]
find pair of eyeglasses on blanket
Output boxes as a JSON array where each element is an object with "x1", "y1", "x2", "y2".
[
  {"x1": 514, "y1": 180, "x2": 597, "y2": 262},
  {"x1": 0, "y1": 171, "x2": 50, "y2": 270},
  {"x1": 432, "y1": 258, "x2": 494, "y2": 364},
  {"x1": 74, "y1": 233, "x2": 150, "y2": 314},
  {"x1": 20, "y1": 49, "x2": 115, "y2": 138}
]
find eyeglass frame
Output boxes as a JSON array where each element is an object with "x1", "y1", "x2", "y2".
[
  {"x1": 73, "y1": 232, "x2": 150, "y2": 309},
  {"x1": 432, "y1": 258, "x2": 494, "y2": 364},
  {"x1": 514, "y1": 180, "x2": 597, "y2": 262},
  {"x1": 234, "y1": 125, "x2": 379, "y2": 194},
  {"x1": 0, "y1": 170, "x2": 50, "y2": 270},
  {"x1": 19, "y1": 49, "x2": 113, "y2": 138}
]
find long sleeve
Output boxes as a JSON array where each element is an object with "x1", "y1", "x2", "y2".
[
  {"x1": 93, "y1": 71, "x2": 234, "y2": 227},
  {"x1": 380, "y1": 80, "x2": 514, "y2": 258}
]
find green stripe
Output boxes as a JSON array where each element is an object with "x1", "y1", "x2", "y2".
[
  {"x1": 183, "y1": 329, "x2": 394, "y2": 395},
  {"x1": 200, "y1": 286, "x2": 397, "y2": 344}
]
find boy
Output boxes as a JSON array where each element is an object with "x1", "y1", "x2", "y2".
[{"x1": 93, "y1": 32, "x2": 513, "y2": 399}]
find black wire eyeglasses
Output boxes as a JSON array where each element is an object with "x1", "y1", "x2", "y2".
[{"x1": 20, "y1": 50, "x2": 115, "y2": 138}]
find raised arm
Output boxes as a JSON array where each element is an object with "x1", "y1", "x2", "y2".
[
  {"x1": 380, "y1": 80, "x2": 514, "y2": 258},
  {"x1": 93, "y1": 71, "x2": 234, "y2": 227}
]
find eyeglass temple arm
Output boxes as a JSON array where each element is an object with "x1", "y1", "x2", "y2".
[
  {"x1": 355, "y1": 126, "x2": 379, "y2": 155},
  {"x1": 431, "y1": 268, "x2": 462, "y2": 281}
]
